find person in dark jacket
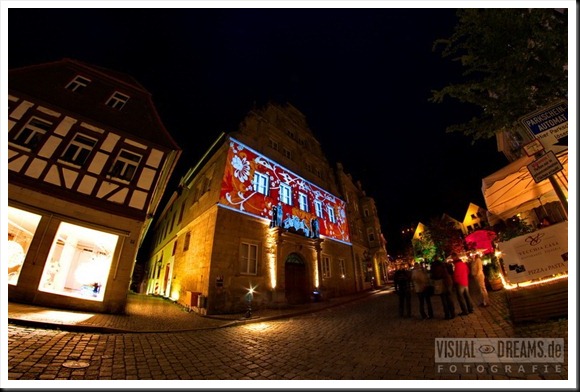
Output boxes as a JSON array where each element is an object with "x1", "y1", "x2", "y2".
[
  {"x1": 430, "y1": 256, "x2": 455, "y2": 320},
  {"x1": 393, "y1": 264, "x2": 412, "y2": 318}
]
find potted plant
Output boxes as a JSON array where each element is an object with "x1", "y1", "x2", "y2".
[{"x1": 483, "y1": 255, "x2": 504, "y2": 291}]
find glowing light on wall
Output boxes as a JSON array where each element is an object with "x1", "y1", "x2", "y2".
[
  {"x1": 268, "y1": 254, "x2": 277, "y2": 289},
  {"x1": 312, "y1": 247, "x2": 320, "y2": 288},
  {"x1": 266, "y1": 228, "x2": 277, "y2": 289}
]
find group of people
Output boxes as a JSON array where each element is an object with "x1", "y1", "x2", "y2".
[{"x1": 392, "y1": 253, "x2": 490, "y2": 320}]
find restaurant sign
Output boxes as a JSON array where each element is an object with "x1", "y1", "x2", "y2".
[{"x1": 497, "y1": 222, "x2": 568, "y2": 284}]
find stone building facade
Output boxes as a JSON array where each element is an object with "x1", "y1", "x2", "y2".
[{"x1": 143, "y1": 103, "x2": 388, "y2": 314}]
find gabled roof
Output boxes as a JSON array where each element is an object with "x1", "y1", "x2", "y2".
[{"x1": 9, "y1": 58, "x2": 181, "y2": 151}]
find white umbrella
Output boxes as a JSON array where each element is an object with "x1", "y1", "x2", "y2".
[{"x1": 482, "y1": 152, "x2": 568, "y2": 222}]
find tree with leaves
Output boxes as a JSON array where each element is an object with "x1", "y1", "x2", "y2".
[
  {"x1": 430, "y1": 8, "x2": 568, "y2": 142},
  {"x1": 419, "y1": 216, "x2": 466, "y2": 260}
]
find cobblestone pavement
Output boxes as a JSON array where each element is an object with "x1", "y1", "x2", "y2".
[{"x1": 4, "y1": 288, "x2": 570, "y2": 386}]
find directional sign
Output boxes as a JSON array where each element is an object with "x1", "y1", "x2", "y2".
[
  {"x1": 519, "y1": 101, "x2": 568, "y2": 155},
  {"x1": 527, "y1": 150, "x2": 564, "y2": 183}
]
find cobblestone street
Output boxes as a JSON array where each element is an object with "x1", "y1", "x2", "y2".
[{"x1": 5, "y1": 289, "x2": 570, "y2": 387}]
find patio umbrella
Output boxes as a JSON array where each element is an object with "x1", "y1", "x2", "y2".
[
  {"x1": 464, "y1": 230, "x2": 497, "y2": 255},
  {"x1": 481, "y1": 152, "x2": 568, "y2": 222}
]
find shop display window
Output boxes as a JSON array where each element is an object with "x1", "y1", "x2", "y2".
[
  {"x1": 7, "y1": 206, "x2": 41, "y2": 285},
  {"x1": 38, "y1": 221, "x2": 118, "y2": 301}
]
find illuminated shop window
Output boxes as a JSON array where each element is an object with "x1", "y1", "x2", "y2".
[
  {"x1": 298, "y1": 192, "x2": 309, "y2": 212},
  {"x1": 252, "y1": 171, "x2": 269, "y2": 196},
  {"x1": 38, "y1": 222, "x2": 118, "y2": 301},
  {"x1": 279, "y1": 183, "x2": 292, "y2": 205},
  {"x1": 7, "y1": 206, "x2": 42, "y2": 285}
]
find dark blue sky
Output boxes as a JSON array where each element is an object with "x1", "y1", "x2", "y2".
[{"x1": 7, "y1": 7, "x2": 509, "y2": 254}]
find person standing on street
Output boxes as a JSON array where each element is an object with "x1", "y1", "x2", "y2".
[
  {"x1": 411, "y1": 262, "x2": 434, "y2": 319},
  {"x1": 452, "y1": 253, "x2": 475, "y2": 316},
  {"x1": 393, "y1": 264, "x2": 412, "y2": 318},
  {"x1": 430, "y1": 256, "x2": 455, "y2": 320},
  {"x1": 471, "y1": 254, "x2": 490, "y2": 307}
]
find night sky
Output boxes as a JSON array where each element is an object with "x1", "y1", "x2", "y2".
[{"x1": 6, "y1": 6, "x2": 511, "y2": 255}]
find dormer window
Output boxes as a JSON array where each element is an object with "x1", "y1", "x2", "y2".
[
  {"x1": 106, "y1": 91, "x2": 130, "y2": 110},
  {"x1": 65, "y1": 75, "x2": 91, "y2": 92},
  {"x1": 109, "y1": 149, "x2": 142, "y2": 181}
]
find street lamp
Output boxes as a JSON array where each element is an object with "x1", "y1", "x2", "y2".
[{"x1": 245, "y1": 285, "x2": 255, "y2": 318}]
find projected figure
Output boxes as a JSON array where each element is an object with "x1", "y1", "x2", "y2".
[
  {"x1": 270, "y1": 205, "x2": 278, "y2": 228},
  {"x1": 311, "y1": 218, "x2": 320, "y2": 238},
  {"x1": 271, "y1": 203, "x2": 284, "y2": 228}
]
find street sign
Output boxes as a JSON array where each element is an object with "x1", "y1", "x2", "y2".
[
  {"x1": 527, "y1": 150, "x2": 564, "y2": 183},
  {"x1": 519, "y1": 101, "x2": 568, "y2": 155},
  {"x1": 522, "y1": 139, "x2": 544, "y2": 157}
]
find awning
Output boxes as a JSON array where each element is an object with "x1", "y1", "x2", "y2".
[{"x1": 482, "y1": 152, "x2": 568, "y2": 222}]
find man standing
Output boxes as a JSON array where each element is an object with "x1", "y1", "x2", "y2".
[
  {"x1": 471, "y1": 255, "x2": 490, "y2": 307},
  {"x1": 393, "y1": 264, "x2": 412, "y2": 318},
  {"x1": 452, "y1": 253, "x2": 475, "y2": 316},
  {"x1": 430, "y1": 256, "x2": 455, "y2": 320},
  {"x1": 411, "y1": 263, "x2": 434, "y2": 319}
]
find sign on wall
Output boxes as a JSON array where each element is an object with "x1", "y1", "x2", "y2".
[{"x1": 497, "y1": 222, "x2": 568, "y2": 284}]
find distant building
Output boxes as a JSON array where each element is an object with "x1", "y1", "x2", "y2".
[
  {"x1": 412, "y1": 222, "x2": 427, "y2": 242},
  {"x1": 142, "y1": 103, "x2": 388, "y2": 314},
  {"x1": 335, "y1": 163, "x2": 390, "y2": 288},
  {"x1": 461, "y1": 202, "x2": 490, "y2": 234},
  {"x1": 7, "y1": 59, "x2": 181, "y2": 313}
]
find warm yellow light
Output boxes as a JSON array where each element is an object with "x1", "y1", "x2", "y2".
[
  {"x1": 502, "y1": 273, "x2": 568, "y2": 290},
  {"x1": 266, "y1": 230, "x2": 277, "y2": 289},
  {"x1": 243, "y1": 322, "x2": 271, "y2": 332},
  {"x1": 268, "y1": 253, "x2": 276, "y2": 289},
  {"x1": 312, "y1": 248, "x2": 319, "y2": 288}
]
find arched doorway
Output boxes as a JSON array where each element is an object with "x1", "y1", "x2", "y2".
[{"x1": 284, "y1": 252, "x2": 310, "y2": 304}]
